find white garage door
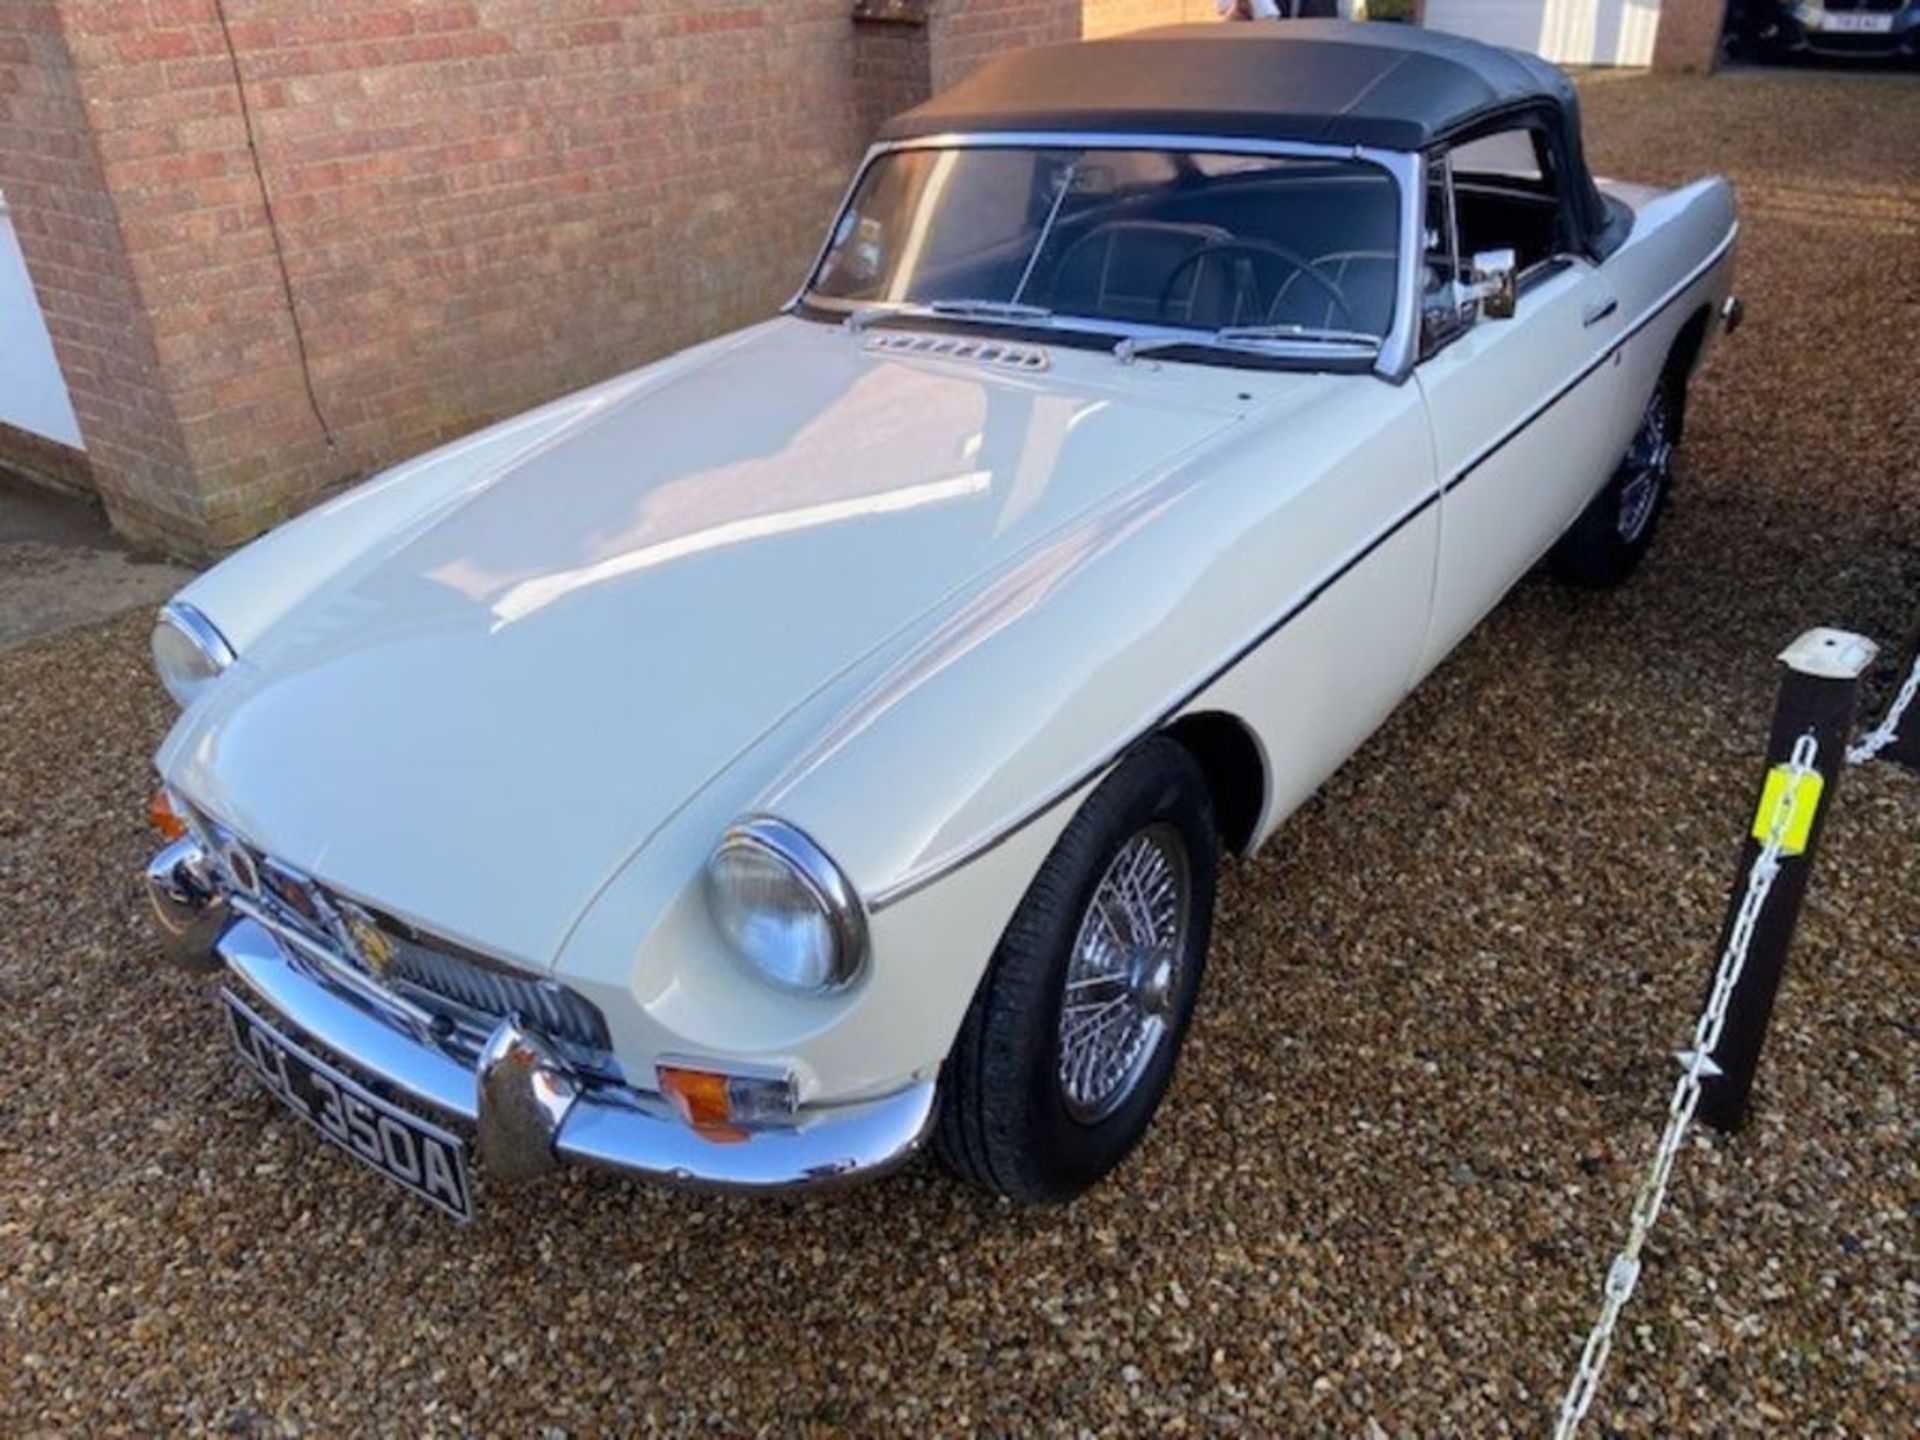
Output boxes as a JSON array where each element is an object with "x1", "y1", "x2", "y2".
[
  {"x1": 1422, "y1": 0, "x2": 1665, "y2": 67},
  {"x1": 0, "y1": 191, "x2": 84, "y2": 450}
]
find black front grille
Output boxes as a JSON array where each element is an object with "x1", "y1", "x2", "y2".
[{"x1": 377, "y1": 924, "x2": 613, "y2": 1059}]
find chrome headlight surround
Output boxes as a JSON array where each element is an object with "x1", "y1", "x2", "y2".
[
  {"x1": 704, "y1": 817, "x2": 868, "y2": 994},
  {"x1": 150, "y1": 601, "x2": 235, "y2": 709}
]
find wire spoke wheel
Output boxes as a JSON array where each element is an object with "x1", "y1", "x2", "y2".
[
  {"x1": 1055, "y1": 823, "x2": 1191, "y2": 1123},
  {"x1": 935, "y1": 737, "x2": 1217, "y2": 1201},
  {"x1": 1615, "y1": 385, "x2": 1674, "y2": 544}
]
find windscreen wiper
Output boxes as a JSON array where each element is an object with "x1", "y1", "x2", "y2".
[
  {"x1": 843, "y1": 298, "x2": 1056, "y2": 333},
  {"x1": 1114, "y1": 323, "x2": 1381, "y2": 365},
  {"x1": 930, "y1": 298, "x2": 1056, "y2": 323}
]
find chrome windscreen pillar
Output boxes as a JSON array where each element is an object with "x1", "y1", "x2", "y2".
[{"x1": 475, "y1": 1020, "x2": 580, "y2": 1183}]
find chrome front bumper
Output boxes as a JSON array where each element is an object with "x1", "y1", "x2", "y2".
[
  {"x1": 151, "y1": 842, "x2": 936, "y2": 1195},
  {"x1": 219, "y1": 919, "x2": 936, "y2": 1192}
]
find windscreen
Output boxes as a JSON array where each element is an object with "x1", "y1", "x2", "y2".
[{"x1": 809, "y1": 146, "x2": 1401, "y2": 339}]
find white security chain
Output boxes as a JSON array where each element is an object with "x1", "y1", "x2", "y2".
[
  {"x1": 1552, "y1": 731, "x2": 1821, "y2": 1440},
  {"x1": 1846, "y1": 649, "x2": 1919, "y2": 767}
]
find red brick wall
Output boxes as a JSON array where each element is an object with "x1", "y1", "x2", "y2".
[
  {"x1": 5, "y1": 1, "x2": 1090, "y2": 553},
  {"x1": 0, "y1": 1, "x2": 193, "y2": 536},
  {"x1": 53, "y1": 0, "x2": 344, "y2": 547},
  {"x1": 853, "y1": 13, "x2": 933, "y2": 149},
  {"x1": 33, "y1": 1, "x2": 877, "y2": 550},
  {"x1": 929, "y1": 0, "x2": 1080, "y2": 91},
  {"x1": 0, "y1": 419, "x2": 94, "y2": 496},
  {"x1": 1652, "y1": 0, "x2": 1726, "y2": 71}
]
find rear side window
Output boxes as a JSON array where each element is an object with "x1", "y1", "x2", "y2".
[
  {"x1": 1446, "y1": 122, "x2": 1570, "y2": 275},
  {"x1": 1449, "y1": 129, "x2": 1547, "y2": 185}
]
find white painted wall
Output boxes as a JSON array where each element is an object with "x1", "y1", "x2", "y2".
[
  {"x1": 1423, "y1": 0, "x2": 1665, "y2": 66},
  {"x1": 0, "y1": 191, "x2": 85, "y2": 450}
]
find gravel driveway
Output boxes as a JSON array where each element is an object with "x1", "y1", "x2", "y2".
[{"x1": 3, "y1": 68, "x2": 1915, "y2": 1439}]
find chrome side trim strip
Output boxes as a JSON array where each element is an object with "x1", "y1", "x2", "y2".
[{"x1": 868, "y1": 221, "x2": 1738, "y2": 910}]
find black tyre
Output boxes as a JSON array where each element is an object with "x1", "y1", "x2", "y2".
[
  {"x1": 1548, "y1": 367, "x2": 1685, "y2": 589},
  {"x1": 934, "y1": 738, "x2": 1218, "y2": 1203}
]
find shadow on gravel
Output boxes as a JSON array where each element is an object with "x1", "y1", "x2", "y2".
[{"x1": 0, "y1": 470, "x2": 191, "y2": 653}]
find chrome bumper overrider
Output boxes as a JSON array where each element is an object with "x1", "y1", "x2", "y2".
[
  {"x1": 151, "y1": 842, "x2": 936, "y2": 1194},
  {"x1": 146, "y1": 836, "x2": 226, "y2": 971}
]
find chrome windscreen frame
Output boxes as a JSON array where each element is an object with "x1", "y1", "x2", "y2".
[{"x1": 787, "y1": 131, "x2": 1427, "y2": 383}]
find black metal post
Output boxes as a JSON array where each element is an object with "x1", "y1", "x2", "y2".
[{"x1": 1695, "y1": 629, "x2": 1875, "y2": 1134}]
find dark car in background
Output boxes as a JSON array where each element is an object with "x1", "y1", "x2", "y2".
[{"x1": 1729, "y1": 0, "x2": 1920, "y2": 62}]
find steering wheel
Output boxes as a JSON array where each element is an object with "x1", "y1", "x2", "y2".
[
  {"x1": 1158, "y1": 239, "x2": 1359, "y2": 331},
  {"x1": 1047, "y1": 224, "x2": 1129, "y2": 298},
  {"x1": 1044, "y1": 221, "x2": 1229, "y2": 310}
]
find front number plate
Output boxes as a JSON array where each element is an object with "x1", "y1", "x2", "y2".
[{"x1": 222, "y1": 990, "x2": 474, "y2": 1222}]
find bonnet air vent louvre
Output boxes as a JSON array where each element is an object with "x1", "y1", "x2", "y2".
[{"x1": 863, "y1": 331, "x2": 1050, "y2": 372}]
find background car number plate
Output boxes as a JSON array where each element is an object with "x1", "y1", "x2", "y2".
[
  {"x1": 1824, "y1": 12, "x2": 1893, "y2": 31},
  {"x1": 222, "y1": 991, "x2": 473, "y2": 1221}
]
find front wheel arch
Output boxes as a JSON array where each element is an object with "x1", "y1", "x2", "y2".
[
  {"x1": 1162, "y1": 710, "x2": 1267, "y2": 856},
  {"x1": 932, "y1": 737, "x2": 1220, "y2": 1201}
]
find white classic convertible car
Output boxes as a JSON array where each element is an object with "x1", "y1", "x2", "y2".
[{"x1": 144, "y1": 23, "x2": 1738, "y2": 1216}]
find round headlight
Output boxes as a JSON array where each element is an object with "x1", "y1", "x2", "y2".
[
  {"x1": 150, "y1": 602, "x2": 235, "y2": 708},
  {"x1": 705, "y1": 817, "x2": 868, "y2": 993}
]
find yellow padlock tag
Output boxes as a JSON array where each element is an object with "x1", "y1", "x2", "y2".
[{"x1": 1750, "y1": 765, "x2": 1824, "y2": 856}]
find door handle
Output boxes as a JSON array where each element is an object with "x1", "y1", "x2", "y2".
[{"x1": 1582, "y1": 297, "x2": 1619, "y2": 328}]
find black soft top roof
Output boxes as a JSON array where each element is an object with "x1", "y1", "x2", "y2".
[
  {"x1": 881, "y1": 21, "x2": 1573, "y2": 152},
  {"x1": 878, "y1": 21, "x2": 1615, "y2": 255}
]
